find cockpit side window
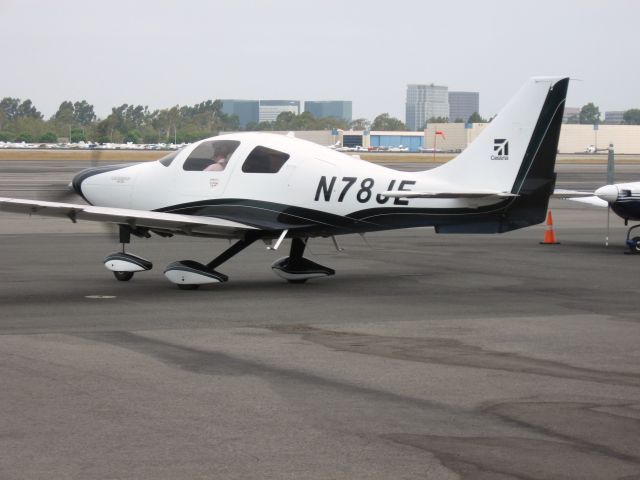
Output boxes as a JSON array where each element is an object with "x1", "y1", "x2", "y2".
[
  {"x1": 183, "y1": 140, "x2": 240, "y2": 171},
  {"x1": 158, "y1": 150, "x2": 179, "y2": 167},
  {"x1": 241, "y1": 146, "x2": 290, "y2": 173}
]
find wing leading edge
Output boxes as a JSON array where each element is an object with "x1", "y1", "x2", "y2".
[{"x1": 0, "y1": 197, "x2": 257, "y2": 238}]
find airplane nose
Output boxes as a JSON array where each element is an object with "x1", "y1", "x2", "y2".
[
  {"x1": 71, "y1": 170, "x2": 86, "y2": 197},
  {"x1": 71, "y1": 164, "x2": 128, "y2": 203},
  {"x1": 71, "y1": 167, "x2": 100, "y2": 201},
  {"x1": 595, "y1": 184, "x2": 619, "y2": 203}
]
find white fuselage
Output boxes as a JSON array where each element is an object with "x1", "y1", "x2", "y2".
[{"x1": 79, "y1": 133, "x2": 497, "y2": 220}]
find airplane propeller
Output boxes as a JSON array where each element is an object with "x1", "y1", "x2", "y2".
[{"x1": 41, "y1": 182, "x2": 79, "y2": 203}]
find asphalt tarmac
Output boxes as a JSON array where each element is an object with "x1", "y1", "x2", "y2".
[{"x1": 1, "y1": 161, "x2": 640, "y2": 479}]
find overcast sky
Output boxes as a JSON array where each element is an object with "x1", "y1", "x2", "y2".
[{"x1": 2, "y1": 0, "x2": 638, "y2": 122}]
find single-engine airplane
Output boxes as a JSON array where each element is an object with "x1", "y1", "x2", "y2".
[
  {"x1": 0, "y1": 76, "x2": 569, "y2": 289},
  {"x1": 563, "y1": 182, "x2": 640, "y2": 252}
]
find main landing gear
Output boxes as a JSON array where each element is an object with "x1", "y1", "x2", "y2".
[
  {"x1": 104, "y1": 227, "x2": 335, "y2": 289},
  {"x1": 625, "y1": 224, "x2": 640, "y2": 253},
  {"x1": 162, "y1": 235, "x2": 334, "y2": 290},
  {"x1": 271, "y1": 238, "x2": 335, "y2": 283},
  {"x1": 164, "y1": 234, "x2": 259, "y2": 289}
]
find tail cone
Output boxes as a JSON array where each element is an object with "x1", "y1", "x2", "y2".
[{"x1": 540, "y1": 210, "x2": 560, "y2": 245}]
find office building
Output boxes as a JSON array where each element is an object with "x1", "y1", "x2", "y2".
[
  {"x1": 258, "y1": 100, "x2": 300, "y2": 123},
  {"x1": 448, "y1": 91, "x2": 480, "y2": 123},
  {"x1": 405, "y1": 84, "x2": 449, "y2": 131},
  {"x1": 304, "y1": 101, "x2": 352, "y2": 122},
  {"x1": 220, "y1": 100, "x2": 259, "y2": 128}
]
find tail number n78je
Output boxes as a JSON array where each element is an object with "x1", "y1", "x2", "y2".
[{"x1": 314, "y1": 176, "x2": 415, "y2": 205}]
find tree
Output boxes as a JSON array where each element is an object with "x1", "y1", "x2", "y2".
[
  {"x1": 123, "y1": 130, "x2": 141, "y2": 143},
  {"x1": 427, "y1": 116, "x2": 448, "y2": 124},
  {"x1": 273, "y1": 111, "x2": 297, "y2": 130},
  {"x1": 54, "y1": 101, "x2": 74, "y2": 124},
  {"x1": 73, "y1": 100, "x2": 96, "y2": 126},
  {"x1": 579, "y1": 103, "x2": 600, "y2": 124},
  {"x1": 70, "y1": 128, "x2": 86, "y2": 143},
  {"x1": 16, "y1": 131, "x2": 34, "y2": 142},
  {"x1": 38, "y1": 132, "x2": 58, "y2": 143},
  {"x1": 349, "y1": 118, "x2": 369, "y2": 130},
  {"x1": 371, "y1": 113, "x2": 407, "y2": 131},
  {"x1": 0, "y1": 131, "x2": 16, "y2": 142},
  {"x1": 467, "y1": 112, "x2": 487, "y2": 123},
  {"x1": 16, "y1": 100, "x2": 42, "y2": 120},
  {"x1": 623, "y1": 109, "x2": 640, "y2": 125},
  {"x1": 0, "y1": 97, "x2": 20, "y2": 121}
]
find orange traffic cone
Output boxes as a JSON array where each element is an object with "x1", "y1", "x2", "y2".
[{"x1": 540, "y1": 210, "x2": 560, "y2": 244}]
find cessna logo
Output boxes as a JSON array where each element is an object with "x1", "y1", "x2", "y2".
[{"x1": 491, "y1": 139, "x2": 509, "y2": 160}]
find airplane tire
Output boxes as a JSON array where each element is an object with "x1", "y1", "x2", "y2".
[
  {"x1": 177, "y1": 283, "x2": 200, "y2": 290},
  {"x1": 631, "y1": 237, "x2": 640, "y2": 253},
  {"x1": 113, "y1": 271, "x2": 134, "y2": 281}
]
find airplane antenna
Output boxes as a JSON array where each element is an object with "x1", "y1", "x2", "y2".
[
  {"x1": 606, "y1": 206, "x2": 610, "y2": 247},
  {"x1": 331, "y1": 236, "x2": 344, "y2": 252},
  {"x1": 605, "y1": 144, "x2": 615, "y2": 247},
  {"x1": 268, "y1": 229, "x2": 289, "y2": 251},
  {"x1": 359, "y1": 233, "x2": 373, "y2": 249}
]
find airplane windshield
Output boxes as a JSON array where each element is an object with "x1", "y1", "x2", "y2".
[
  {"x1": 158, "y1": 150, "x2": 180, "y2": 167},
  {"x1": 183, "y1": 140, "x2": 240, "y2": 172}
]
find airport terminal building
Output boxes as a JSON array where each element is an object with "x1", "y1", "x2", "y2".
[{"x1": 269, "y1": 123, "x2": 640, "y2": 155}]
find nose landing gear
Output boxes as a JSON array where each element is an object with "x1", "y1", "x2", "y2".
[{"x1": 104, "y1": 225, "x2": 153, "y2": 281}]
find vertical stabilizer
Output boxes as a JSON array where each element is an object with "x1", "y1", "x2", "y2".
[{"x1": 430, "y1": 76, "x2": 569, "y2": 233}]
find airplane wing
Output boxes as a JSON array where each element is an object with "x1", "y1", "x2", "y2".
[
  {"x1": 551, "y1": 189, "x2": 608, "y2": 207},
  {"x1": 564, "y1": 196, "x2": 608, "y2": 207},
  {"x1": 552, "y1": 189, "x2": 595, "y2": 198},
  {"x1": 382, "y1": 190, "x2": 518, "y2": 199},
  {"x1": 0, "y1": 197, "x2": 257, "y2": 237}
]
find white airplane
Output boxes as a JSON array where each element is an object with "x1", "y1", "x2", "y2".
[
  {"x1": 0, "y1": 76, "x2": 569, "y2": 289},
  {"x1": 563, "y1": 182, "x2": 640, "y2": 252},
  {"x1": 388, "y1": 145, "x2": 409, "y2": 152}
]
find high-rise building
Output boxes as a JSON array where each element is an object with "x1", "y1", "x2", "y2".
[
  {"x1": 405, "y1": 84, "x2": 449, "y2": 131},
  {"x1": 258, "y1": 100, "x2": 300, "y2": 123},
  {"x1": 448, "y1": 91, "x2": 480, "y2": 123},
  {"x1": 220, "y1": 100, "x2": 259, "y2": 128},
  {"x1": 304, "y1": 101, "x2": 352, "y2": 122}
]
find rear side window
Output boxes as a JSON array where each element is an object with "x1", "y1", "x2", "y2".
[
  {"x1": 242, "y1": 146, "x2": 289, "y2": 173},
  {"x1": 183, "y1": 140, "x2": 240, "y2": 171}
]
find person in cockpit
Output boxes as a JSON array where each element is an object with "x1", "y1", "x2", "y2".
[{"x1": 204, "y1": 148, "x2": 229, "y2": 171}]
